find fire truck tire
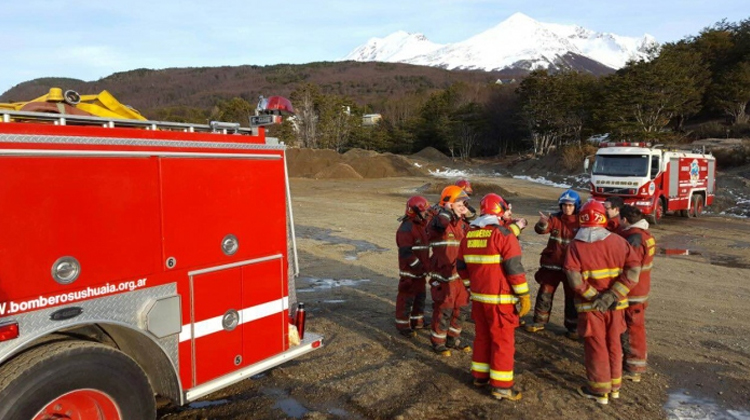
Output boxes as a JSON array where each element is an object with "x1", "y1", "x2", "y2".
[
  {"x1": 0, "y1": 340, "x2": 155, "y2": 420},
  {"x1": 650, "y1": 198, "x2": 664, "y2": 225},
  {"x1": 691, "y1": 195, "x2": 703, "y2": 217}
]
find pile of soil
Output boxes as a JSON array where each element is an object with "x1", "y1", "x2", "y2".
[
  {"x1": 313, "y1": 163, "x2": 363, "y2": 179},
  {"x1": 342, "y1": 148, "x2": 380, "y2": 159},
  {"x1": 286, "y1": 148, "x2": 341, "y2": 178},
  {"x1": 287, "y1": 147, "x2": 428, "y2": 179},
  {"x1": 411, "y1": 146, "x2": 451, "y2": 163}
]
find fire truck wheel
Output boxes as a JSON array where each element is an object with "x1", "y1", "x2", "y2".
[
  {"x1": 0, "y1": 340, "x2": 155, "y2": 420},
  {"x1": 649, "y1": 198, "x2": 664, "y2": 225},
  {"x1": 691, "y1": 195, "x2": 703, "y2": 217}
]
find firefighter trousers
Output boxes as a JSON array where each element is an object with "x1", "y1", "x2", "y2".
[
  {"x1": 622, "y1": 302, "x2": 648, "y2": 373},
  {"x1": 578, "y1": 309, "x2": 626, "y2": 395},
  {"x1": 430, "y1": 280, "x2": 469, "y2": 346},
  {"x1": 470, "y1": 302, "x2": 518, "y2": 389},
  {"x1": 395, "y1": 276, "x2": 427, "y2": 331},
  {"x1": 533, "y1": 268, "x2": 578, "y2": 331}
]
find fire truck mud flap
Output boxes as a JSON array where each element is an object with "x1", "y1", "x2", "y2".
[{"x1": 184, "y1": 333, "x2": 323, "y2": 403}]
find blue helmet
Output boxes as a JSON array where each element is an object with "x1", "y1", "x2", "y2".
[{"x1": 558, "y1": 189, "x2": 581, "y2": 212}]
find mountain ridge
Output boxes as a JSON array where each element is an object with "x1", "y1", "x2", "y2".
[{"x1": 343, "y1": 12, "x2": 658, "y2": 73}]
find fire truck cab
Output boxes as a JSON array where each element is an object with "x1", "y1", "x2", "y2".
[
  {"x1": 586, "y1": 141, "x2": 716, "y2": 224},
  {"x1": 0, "y1": 89, "x2": 321, "y2": 419}
]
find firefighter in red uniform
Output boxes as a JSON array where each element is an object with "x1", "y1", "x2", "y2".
[
  {"x1": 457, "y1": 193, "x2": 531, "y2": 401},
  {"x1": 604, "y1": 196, "x2": 624, "y2": 232},
  {"x1": 456, "y1": 179, "x2": 474, "y2": 196},
  {"x1": 617, "y1": 205, "x2": 656, "y2": 383},
  {"x1": 428, "y1": 186, "x2": 471, "y2": 356},
  {"x1": 526, "y1": 189, "x2": 581, "y2": 339},
  {"x1": 395, "y1": 196, "x2": 432, "y2": 337},
  {"x1": 564, "y1": 200, "x2": 641, "y2": 405}
]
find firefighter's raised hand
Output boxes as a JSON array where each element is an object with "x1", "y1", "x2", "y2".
[{"x1": 538, "y1": 211, "x2": 550, "y2": 224}]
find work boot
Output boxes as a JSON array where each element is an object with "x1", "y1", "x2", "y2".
[
  {"x1": 565, "y1": 330, "x2": 580, "y2": 340},
  {"x1": 524, "y1": 323, "x2": 545, "y2": 333},
  {"x1": 398, "y1": 329, "x2": 417, "y2": 338},
  {"x1": 491, "y1": 387, "x2": 522, "y2": 401},
  {"x1": 577, "y1": 386, "x2": 608, "y2": 405},
  {"x1": 446, "y1": 337, "x2": 472, "y2": 353},
  {"x1": 432, "y1": 344, "x2": 451, "y2": 357},
  {"x1": 472, "y1": 377, "x2": 490, "y2": 388},
  {"x1": 623, "y1": 371, "x2": 642, "y2": 383},
  {"x1": 610, "y1": 388, "x2": 620, "y2": 399}
]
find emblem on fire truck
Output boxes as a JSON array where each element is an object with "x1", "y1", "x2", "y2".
[{"x1": 690, "y1": 159, "x2": 700, "y2": 185}]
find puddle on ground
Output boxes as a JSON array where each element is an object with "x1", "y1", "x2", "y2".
[
  {"x1": 665, "y1": 390, "x2": 750, "y2": 420},
  {"x1": 658, "y1": 247, "x2": 750, "y2": 270},
  {"x1": 188, "y1": 399, "x2": 230, "y2": 409},
  {"x1": 659, "y1": 248, "x2": 703, "y2": 257},
  {"x1": 296, "y1": 225, "x2": 389, "y2": 260},
  {"x1": 261, "y1": 387, "x2": 308, "y2": 418},
  {"x1": 297, "y1": 277, "x2": 372, "y2": 293},
  {"x1": 328, "y1": 407, "x2": 364, "y2": 419},
  {"x1": 322, "y1": 299, "x2": 346, "y2": 304}
]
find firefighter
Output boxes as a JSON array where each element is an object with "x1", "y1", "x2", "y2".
[
  {"x1": 456, "y1": 179, "x2": 478, "y2": 222},
  {"x1": 395, "y1": 196, "x2": 432, "y2": 337},
  {"x1": 604, "y1": 196, "x2": 624, "y2": 232},
  {"x1": 525, "y1": 189, "x2": 581, "y2": 339},
  {"x1": 456, "y1": 179, "x2": 474, "y2": 196},
  {"x1": 564, "y1": 200, "x2": 641, "y2": 405},
  {"x1": 617, "y1": 205, "x2": 656, "y2": 383},
  {"x1": 457, "y1": 193, "x2": 530, "y2": 401},
  {"x1": 428, "y1": 185, "x2": 472, "y2": 356}
]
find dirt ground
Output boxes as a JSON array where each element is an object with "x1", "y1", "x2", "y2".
[{"x1": 159, "y1": 175, "x2": 750, "y2": 420}]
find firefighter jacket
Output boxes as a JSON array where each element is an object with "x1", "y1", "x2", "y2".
[
  {"x1": 396, "y1": 217, "x2": 431, "y2": 279},
  {"x1": 501, "y1": 218, "x2": 524, "y2": 237},
  {"x1": 534, "y1": 212, "x2": 579, "y2": 270},
  {"x1": 457, "y1": 215, "x2": 529, "y2": 309},
  {"x1": 607, "y1": 215, "x2": 622, "y2": 233},
  {"x1": 563, "y1": 227, "x2": 641, "y2": 313},
  {"x1": 428, "y1": 208, "x2": 469, "y2": 283},
  {"x1": 618, "y1": 220, "x2": 655, "y2": 304}
]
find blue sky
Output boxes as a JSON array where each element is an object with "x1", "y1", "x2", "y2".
[{"x1": 1, "y1": 0, "x2": 747, "y2": 95}]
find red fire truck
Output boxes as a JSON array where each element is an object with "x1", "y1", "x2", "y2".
[
  {"x1": 0, "y1": 89, "x2": 322, "y2": 419},
  {"x1": 585, "y1": 142, "x2": 716, "y2": 224}
]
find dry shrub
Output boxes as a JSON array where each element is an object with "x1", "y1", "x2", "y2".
[
  {"x1": 711, "y1": 141, "x2": 750, "y2": 169},
  {"x1": 560, "y1": 143, "x2": 598, "y2": 173}
]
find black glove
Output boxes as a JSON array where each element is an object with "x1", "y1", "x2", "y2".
[{"x1": 592, "y1": 290, "x2": 618, "y2": 312}]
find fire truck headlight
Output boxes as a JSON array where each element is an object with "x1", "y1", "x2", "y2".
[
  {"x1": 51, "y1": 256, "x2": 80, "y2": 284},
  {"x1": 222, "y1": 234, "x2": 239, "y2": 256}
]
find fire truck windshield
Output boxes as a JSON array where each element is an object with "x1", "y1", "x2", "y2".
[{"x1": 592, "y1": 154, "x2": 649, "y2": 177}]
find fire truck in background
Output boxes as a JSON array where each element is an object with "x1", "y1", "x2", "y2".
[
  {"x1": 0, "y1": 88, "x2": 321, "y2": 419},
  {"x1": 585, "y1": 141, "x2": 716, "y2": 224}
]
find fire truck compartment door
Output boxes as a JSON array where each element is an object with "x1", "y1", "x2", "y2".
[
  {"x1": 669, "y1": 157, "x2": 680, "y2": 198},
  {"x1": 240, "y1": 257, "x2": 287, "y2": 367},
  {"x1": 191, "y1": 267, "x2": 243, "y2": 385},
  {"x1": 708, "y1": 159, "x2": 715, "y2": 194}
]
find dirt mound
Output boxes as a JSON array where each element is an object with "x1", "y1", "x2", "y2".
[
  {"x1": 313, "y1": 163, "x2": 363, "y2": 179},
  {"x1": 287, "y1": 147, "x2": 429, "y2": 179},
  {"x1": 347, "y1": 153, "x2": 427, "y2": 178},
  {"x1": 412, "y1": 147, "x2": 451, "y2": 163},
  {"x1": 343, "y1": 148, "x2": 380, "y2": 159},
  {"x1": 286, "y1": 148, "x2": 343, "y2": 177}
]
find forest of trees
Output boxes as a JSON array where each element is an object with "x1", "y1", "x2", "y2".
[{"x1": 253, "y1": 18, "x2": 748, "y2": 159}]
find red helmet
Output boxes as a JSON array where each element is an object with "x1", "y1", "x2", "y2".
[
  {"x1": 440, "y1": 186, "x2": 469, "y2": 206},
  {"x1": 405, "y1": 196, "x2": 429, "y2": 218},
  {"x1": 479, "y1": 193, "x2": 509, "y2": 217},
  {"x1": 579, "y1": 200, "x2": 608, "y2": 228},
  {"x1": 455, "y1": 179, "x2": 473, "y2": 196}
]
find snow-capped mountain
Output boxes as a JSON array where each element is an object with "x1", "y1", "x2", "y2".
[{"x1": 343, "y1": 13, "x2": 658, "y2": 74}]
